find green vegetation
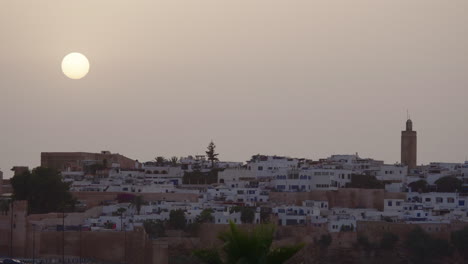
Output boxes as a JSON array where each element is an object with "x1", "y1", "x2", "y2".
[
  {"x1": 404, "y1": 227, "x2": 453, "y2": 264},
  {"x1": 0, "y1": 199, "x2": 10, "y2": 215},
  {"x1": 451, "y1": 226, "x2": 468, "y2": 259},
  {"x1": 435, "y1": 176, "x2": 462, "y2": 193},
  {"x1": 346, "y1": 174, "x2": 384, "y2": 189},
  {"x1": 10, "y1": 167, "x2": 75, "y2": 214},
  {"x1": 170, "y1": 156, "x2": 179, "y2": 166},
  {"x1": 230, "y1": 206, "x2": 255, "y2": 224},
  {"x1": 206, "y1": 141, "x2": 219, "y2": 168},
  {"x1": 339, "y1": 224, "x2": 354, "y2": 232},
  {"x1": 143, "y1": 219, "x2": 166, "y2": 238},
  {"x1": 197, "y1": 208, "x2": 214, "y2": 223},
  {"x1": 169, "y1": 209, "x2": 187, "y2": 230},
  {"x1": 380, "y1": 232, "x2": 399, "y2": 250},
  {"x1": 408, "y1": 180, "x2": 429, "y2": 193},
  {"x1": 131, "y1": 195, "x2": 144, "y2": 215},
  {"x1": 155, "y1": 156, "x2": 166, "y2": 166},
  {"x1": 193, "y1": 222, "x2": 303, "y2": 264},
  {"x1": 183, "y1": 170, "x2": 219, "y2": 185}
]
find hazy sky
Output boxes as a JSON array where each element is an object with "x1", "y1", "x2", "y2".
[{"x1": 1, "y1": 1, "x2": 468, "y2": 178}]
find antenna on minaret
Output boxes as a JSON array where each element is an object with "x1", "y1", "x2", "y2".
[{"x1": 407, "y1": 109, "x2": 410, "y2": 120}]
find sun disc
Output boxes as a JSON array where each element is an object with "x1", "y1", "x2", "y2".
[{"x1": 61, "y1": 52, "x2": 90, "y2": 79}]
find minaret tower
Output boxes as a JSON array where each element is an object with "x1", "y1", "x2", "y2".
[{"x1": 401, "y1": 117, "x2": 417, "y2": 171}]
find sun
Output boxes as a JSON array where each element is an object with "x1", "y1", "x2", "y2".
[{"x1": 61, "y1": 52, "x2": 90, "y2": 79}]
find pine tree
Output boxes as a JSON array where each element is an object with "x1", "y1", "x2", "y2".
[{"x1": 205, "y1": 141, "x2": 219, "y2": 168}]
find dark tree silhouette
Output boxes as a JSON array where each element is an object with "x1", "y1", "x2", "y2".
[
  {"x1": 193, "y1": 222, "x2": 303, "y2": 264},
  {"x1": 205, "y1": 141, "x2": 219, "y2": 168},
  {"x1": 435, "y1": 176, "x2": 462, "y2": 193},
  {"x1": 10, "y1": 167, "x2": 75, "y2": 214}
]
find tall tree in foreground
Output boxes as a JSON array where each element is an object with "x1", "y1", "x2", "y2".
[
  {"x1": 193, "y1": 222, "x2": 303, "y2": 264},
  {"x1": 10, "y1": 167, "x2": 75, "y2": 214},
  {"x1": 206, "y1": 141, "x2": 219, "y2": 168}
]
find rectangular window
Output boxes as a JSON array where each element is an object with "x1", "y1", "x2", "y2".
[
  {"x1": 387, "y1": 201, "x2": 393, "y2": 206},
  {"x1": 436, "y1": 197, "x2": 443, "y2": 203},
  {"x1": 459, "y1": 200, "x2": 465, "y2": 206},
  {"x1": 447, "y1": 198, "x2": 455, "y2": 203},
  {"x1": 425, "y1": 198, "x2": 431, "y2": 202}
]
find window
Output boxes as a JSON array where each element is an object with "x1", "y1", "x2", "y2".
[
  {"x1": 396, "y1": 201, "x2": 401, "y2": 206},
  {"x1": 447, "y1": 198, "x2": 455, "y2": 203},
  {"x1": 436, "y1": 197, "x2": 443, "y2": 203},
  {"x1": 459, "y1": 200, "x2": 465, "y2": 206},
  {"x1": 425, "y1": 198, "x2": 431, "y2": 202},
  {"x1": 258, "y1": 166, "x2": 263, "y2": 171},
  {"x1": 387, "y1": 201, "x2": 393, "y2": 206}
]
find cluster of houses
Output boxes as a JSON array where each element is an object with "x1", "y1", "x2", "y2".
[{"x1": 41, "y1": 152, "x2": 468, "y2": 234}]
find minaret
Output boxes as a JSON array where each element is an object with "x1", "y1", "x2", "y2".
[{"x1": 401, "y1": 118, "x2": 417, "y2": 170}]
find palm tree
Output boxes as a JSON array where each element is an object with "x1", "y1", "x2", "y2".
[
  {"x1": 170, "y1": 156, "x2": 179, "y2": 167},
  {"x1": 193, "y1": 222, "x2": 303, "y2": 264}
]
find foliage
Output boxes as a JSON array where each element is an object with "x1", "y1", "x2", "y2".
[
  {"x1": 116, "y1": 193, "x2": 136, "y2": 203},
  {"x1": 116, "y1": 207, "x2": 127, "y2": 216},
  {"x1": 170, "y1": 156, "x2": 179, "y2": 166},
  {"x1": 10, "y1": 167, "x2": 75, "y2": 214},
  {"x1": 435, "y1": 176, "x2": 462, "y2": 193},
  {"x1": 231, "y1": 206, "x2": 255, "y2": 224},
  {"x1": 357, "y1": 235, "x2": 371, "y2": 250},
  {"x1": 132, "y1": 195, "x2": 144, "y2": 215},
  {"x1": 155, "y1": 156, "x2": 166, "y2": 165},
  {"x1": 404, "y1": 227, "x2": 453, "y2": 264},
  {"x1": 206, "y1": 141, "x2": 219, "y2": 168},
  {"x1": 183, "y1": 170, "x2": 218, "y2": 185},
  {"x1": 143, "y1": 219, "x2": 166, "y2": 239},
  {"x1": 193, "y1": 222, "x2": 303, "y2": 264},
  {"x1": 451, "y1": 226, "x2": 468, "y2": 259},
  {"x1": 85, "y1": 163, "x2": 106, "y2": 175},
  {"x1": 380, "y1": 232, "x2": 399, "y2": 250},
  {"x1": 197, "y1": 209, "x2": 214, "y2": 223},
  {"x1": 0, "y1": 199, "x2": 10, "y2": 215},
  {"x1": 104, "y1": 221, "x2": 115, "y2": 229},
  {"x1": 339, "y1": 224, "x2": 354, "y2": 232},
  {"x1": 408, "y1": 180, "x2": 429, "y2": 193},
  {"x1": 317, "y1": 234, "x2": 332, "y2": 248},
  {"x1": 169, "y1": 209, "x2": 187, "y2": 230},
  {"x1": 346, "y1": 174, "x2": 384, "y2": 189}
]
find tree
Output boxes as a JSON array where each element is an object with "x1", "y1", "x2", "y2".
[
  {"x1": 170, "y1": 156, "x2": 179, "y2": 166},
  {"x1": 451, "y1": 226, "x2": 468, "y2": 259},
  {"x1": 10, "y1": 167, "x2": 75, "y2": 214},
  {"x1": 143, "y1": 220, "x2": 166, "y2": 239},
  {"x1": 408, "y1": 180, "x2": 429, "y2": 193},
  {"x1": 193, "y1": 222, "x2": 303, "y2": 264},
  {"x1": 435, "y1": 176, "x2": 462, "y2": 193},
  {"x1": 169, "y1": 209, "x2": 186, "y2": 230},
  {"x1": 155, "y1": 156, "x2": 166, "y2": 166},
  {"x1": 405, "y1": 227, "x2": 453, "y2": 264},
  {"x1": 205, "y1": 141, "x2": 219, "y2": 168},
  {"x1": 346, "y1": 174, "x2": 384, "y2": 189},
  {"x1": 131, "y1": 195, "x2": 144, "y2": 215},
  {"x1": 197, "y1": 209, "x2": 214, "y2": 223},
  {"x1": 231, "y1": 206, "x2": 255, "y2": 224},
  {"x1": 380, "y1": 232, "x2": 399, "y2": 250},
  {"x1": 0, "y1": 199, "x2": 10, "y2": 215}
]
